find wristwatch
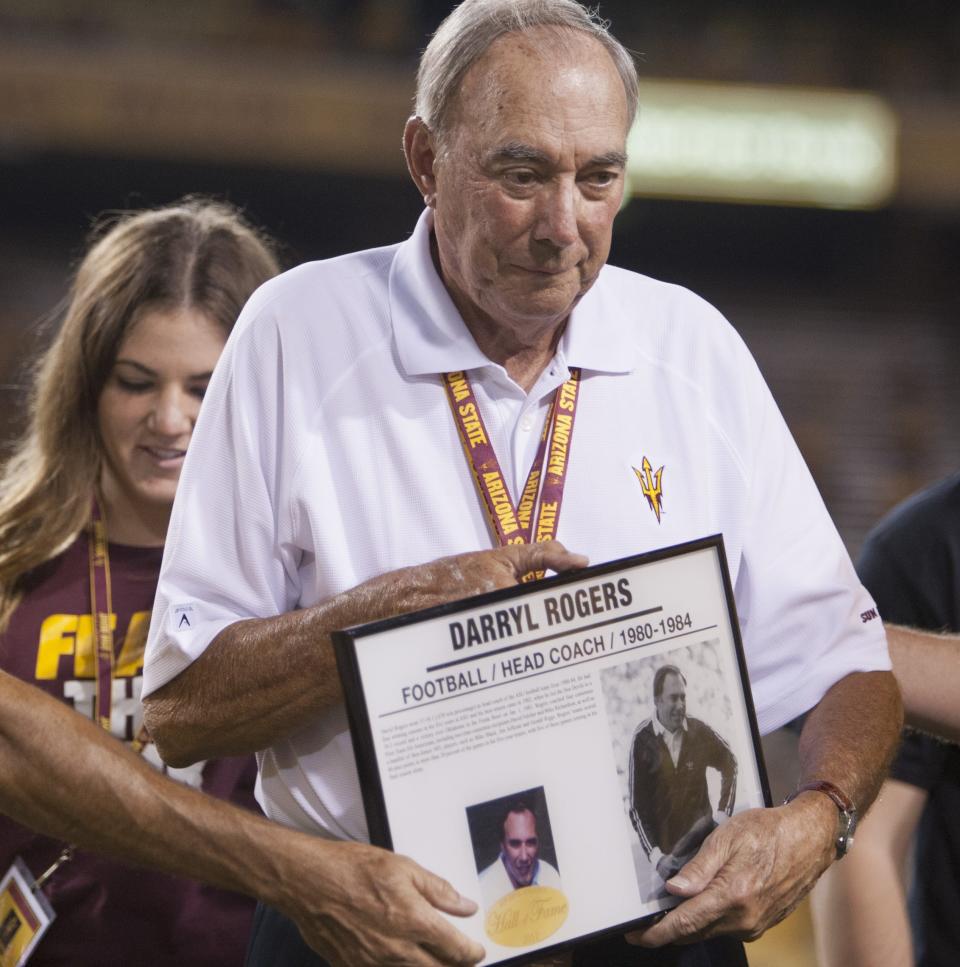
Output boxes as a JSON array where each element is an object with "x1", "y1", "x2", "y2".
[{"x1": 784, "y1": 780, "x2": 858, "y2": 859}]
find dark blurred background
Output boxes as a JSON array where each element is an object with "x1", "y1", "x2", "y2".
[{"x1": 1, "y1": 0, "x2": 959, "y2": 558}]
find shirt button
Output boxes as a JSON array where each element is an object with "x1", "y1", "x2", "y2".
[{"x1": 520, "y1": 414, "x2": 534, "y2": 432}]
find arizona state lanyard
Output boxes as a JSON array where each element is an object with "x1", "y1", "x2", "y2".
[
  {"x1": 88, "y1": 501, "x2": 114, "y2": 732},
  {"x1": 23, "y1": 504, "x2": 148, "y2": 915},
  {"x1": 442, "y1": 367, "x2": 581, "y2": 580},
  {"x1": 26, "y1": 506, "x2": 119, "y2": 906}
]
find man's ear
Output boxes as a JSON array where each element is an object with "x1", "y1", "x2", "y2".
[{"x1": 403, "y1": 116, "x2": 438, "y2": 207}]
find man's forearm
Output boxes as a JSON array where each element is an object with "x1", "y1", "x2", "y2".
[
  {"x1": 797, "y1": 670, "x2": 903, "y2": 812},
  {"x1": 144, "y1": 607, "x2": 341, "y2": 767},
  {"x1": 1, "y1": 672, "x2": 485, "y2": 967},
  {"x1": 886, "y1": 623, "x2": 960, "y2": 742},
  {"x1": 144, "y1": 542, "x2": 589, "y2": 766},
  {"x1": 144, "y1": 557, "x2": 449, "y2": 766},
  {"x1": 143, "y1": 556, "x2": 458, "y2": 767},
  {"x1": 1, "y1": 671, "x2": 313, "y2": 902},
  {"x1": 810, "y1": 777, "x2": 924, "y2": 967}
]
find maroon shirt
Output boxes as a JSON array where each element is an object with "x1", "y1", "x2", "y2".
[{"x1": 0, "y1": 533, "x2": 257, "y2": 965}]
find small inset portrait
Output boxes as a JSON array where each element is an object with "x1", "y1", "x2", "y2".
[{"x1": 465, "y1": 786, "x2": 567, "y2": 948}]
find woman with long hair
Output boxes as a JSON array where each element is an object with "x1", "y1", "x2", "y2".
[{"x1": 0, "y1": 197, "x2": 280, "y2": 965}]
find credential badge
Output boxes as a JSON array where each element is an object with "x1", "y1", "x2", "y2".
[{"x1": 633, "y1": 457, "x2": 664, "y2": 523}]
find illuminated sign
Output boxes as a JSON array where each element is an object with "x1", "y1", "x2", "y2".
[{"x1": 626, "y1": 80, "x2": 898, "y2": 209}]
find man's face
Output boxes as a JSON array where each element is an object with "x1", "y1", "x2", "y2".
[
  {"x1": 501, "y1": 809, "x2": 540, "y2": 887},
  {"x1": 430, "y1": 26, "x2": 628, "y2": 345},
  {"x1": 655, "y1": 672, "x2": 686, "y2": 733}
]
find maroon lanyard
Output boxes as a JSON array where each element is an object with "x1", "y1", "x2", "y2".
[
  {"x1": 442, "y1": 367, "x2": 581, "y2": 580},
  {"x1": 88, "y1": 501, "x2": 114, "y2": 732}
]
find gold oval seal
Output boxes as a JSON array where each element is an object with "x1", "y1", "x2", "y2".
[{"x1": 484, "y1": 885, "x2": 569, "y2": 947}]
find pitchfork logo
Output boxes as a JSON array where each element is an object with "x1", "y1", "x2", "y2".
[{"x1": 633, "y1": 457, "x2": 665, "y2": 523}]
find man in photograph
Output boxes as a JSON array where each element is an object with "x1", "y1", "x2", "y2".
[
  {"x1": 629, "y1": 665, "x2": 738, "y2": 887},
  {"x1": 478, "y1": 800, "x2": 562, "y2": 910}
]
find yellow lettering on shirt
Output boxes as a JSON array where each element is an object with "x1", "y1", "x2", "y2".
[
  {"x1": 72, "y1": 614, "x2": 96, "y2": 677},
  {"x1": 116, "y1": 611, "x2": 151, "y2": 677},
  {"x1": 35, "y1": 612, "x2": 125, "y2": 679},
  {"x1": 35, "y1": 614, "x2": 78, "y2": 679}
]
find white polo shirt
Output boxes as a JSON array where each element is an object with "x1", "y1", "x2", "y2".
[{"x1": 143, "y1": 208, "x2": 889, "y2": 840}]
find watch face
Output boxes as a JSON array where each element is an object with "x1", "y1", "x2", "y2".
[{"x1": 837, "y1": 811, "x2": 857, "y2": 856}]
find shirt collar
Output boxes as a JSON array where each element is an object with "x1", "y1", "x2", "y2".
[
  {"x1": 500, "y1": 853, "x2": 541, "y2": 889},
  {"x1": 390, "y1": 208, "x2": 636, "y2": 378},
  {"x1": 651, "y1": 713, "x2": 688, "y2": 738}
]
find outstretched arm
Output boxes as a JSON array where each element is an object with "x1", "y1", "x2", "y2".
[
  {"x1": 144, "y1": 541, "x2": 587, "y2": 767},
  {"x1": 810, "y1": 777, "x2": 923, "y2": 967},
  {"x1": 0, "y1": 671, "x2": 484, "y2": 967},
  {"x1": 886, "y1": 623, "x2": 960, "y2": 743},
  {"x1": 629, "y1": 669, "x2": 902, "y2": 947}
]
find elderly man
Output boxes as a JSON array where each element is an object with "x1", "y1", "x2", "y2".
[
  {"x1": 142, "y1": 1, "x2": 901, "y2": 965},
  {"x1": 629, "y1": 666, "x2": 737, "y2": 889},
  {"x1": 479, "y1": 802, "x2": 562, "y2": 910}
]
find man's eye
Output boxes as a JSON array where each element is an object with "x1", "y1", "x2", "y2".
[
  {"x1": 505, "y1": 170, "x2": 537, "y2": 187},
  {"x1": 585, "y1": 171, "x2": 618, "y2": 188}
]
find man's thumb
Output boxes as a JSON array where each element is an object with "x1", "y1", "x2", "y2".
[{"x1": 665, "y1": 843, "x2": 724, "y2": 897}]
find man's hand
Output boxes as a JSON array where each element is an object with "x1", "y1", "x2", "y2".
[
  {"x1": 277, "y1": 840, "x2": 485, "y2": 967},
  {"x1": 350, "y1": 541, "x2": 589, "y2": 620},
  {"x1": 627, "y1": 793, "x2": 836, "y2": 946},
  {"x1": 145, "y1": 540, "x2": 588, "y2": 766}
]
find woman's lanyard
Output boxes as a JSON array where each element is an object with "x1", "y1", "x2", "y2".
[
  {"x1": 87, "y1": 501, "x2": 151, "y2": 752},
  {"x1": 87, "y1": 501, "x2": 114, "y2": 733},
  {"x1": 442, "y1": 367, "x2": 581, "y2": 581},
  {"x1": 28, "y1": 504, "x2": 152, "y2": 897}
]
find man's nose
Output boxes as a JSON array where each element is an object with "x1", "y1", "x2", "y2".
[{"x1": 534, "y1": 179, "x2": 580, "y2": 249}]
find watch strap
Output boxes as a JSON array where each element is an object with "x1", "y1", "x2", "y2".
[
  {"x1": 783, "y1": 779, "x2": 854, "y2": 814},
  {"x1": 784, "y1": 780, "x2": 857, "y2": 858}
]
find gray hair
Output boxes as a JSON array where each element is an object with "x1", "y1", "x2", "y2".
[{"x1": 415, "y1": 0, "x2": 638, "y2": 139}]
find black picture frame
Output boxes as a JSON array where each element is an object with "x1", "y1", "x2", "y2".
[{"x1": 333, "y1": 535, "x2": 771, "y2": 966}]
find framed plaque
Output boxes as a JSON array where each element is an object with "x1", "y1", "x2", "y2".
[{"x1": 333, "y1": 535, "x2": 771, "y2": 965}]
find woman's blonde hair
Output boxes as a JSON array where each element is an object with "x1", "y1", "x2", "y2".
[{"x1": 0, "y1": 196, "x2": 280, "y2": 629}]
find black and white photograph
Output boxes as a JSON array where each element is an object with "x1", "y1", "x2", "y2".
[{"x1": 600, "y1": 642, "x2": 741, "y2": 902}]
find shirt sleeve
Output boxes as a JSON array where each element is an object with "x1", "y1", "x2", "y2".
[
  {"x1": 143, "y1": 285, "x2": 300, "y2": 695},
  {"x1": 730, "y1": 345, "x2": 891, "y2": 734}
]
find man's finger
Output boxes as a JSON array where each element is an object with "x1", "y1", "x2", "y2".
[
  {"x1": 414, "y1": 869, "x2": 486, "y2": 965},
  {"x1": 416, "y1": 868, "x2": 479, "y2": 918},
  {"x1": 626, "y1": 886, "x2": 727, "y2": 947},
  {"x1": 515, "y1": 540, "x2": 589, "y2": 576}
]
